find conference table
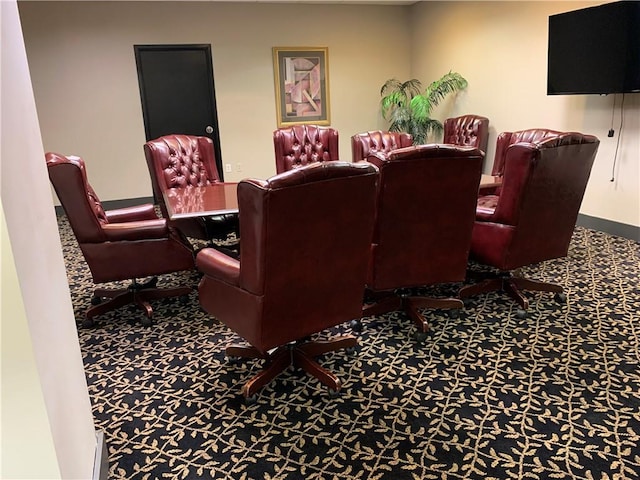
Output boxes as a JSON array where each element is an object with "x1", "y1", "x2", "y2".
[
  {"x1": 163, "y1": 183, "x2": 239, "y2": 220},
  {"x1": 163, "y1": 175, "x2": 503, "y2": 219},
  {"x1": 479, "y1": 174, "x2": 502, "y2": 189}
]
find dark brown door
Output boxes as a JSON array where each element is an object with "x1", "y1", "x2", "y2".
[{"x1": 134, "y1": 44, "x2": 224, "y2": 178}]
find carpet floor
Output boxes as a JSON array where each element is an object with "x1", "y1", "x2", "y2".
[{"x1": 57, "y1": 215, "x2": 640, "y2": 480}]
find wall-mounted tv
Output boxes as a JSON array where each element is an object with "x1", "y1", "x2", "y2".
[{"x1": 547, "y1": 1, "x2": 640, "y2": 95}]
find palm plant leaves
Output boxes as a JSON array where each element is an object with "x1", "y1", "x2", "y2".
[
  {"x1": 380, "y1": 78, "x2": 423, "y2": 120},
  {"x1": 379, "y1": 72, "x2": 468, "y2": 144}
]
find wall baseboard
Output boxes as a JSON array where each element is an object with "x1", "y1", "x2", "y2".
[
  {"x1": 93, "y1": 430, "x2": 109, "y2": 480},
  {"x1": 577, "y1": 213, "x2": 639, "y2": 242},
  {"x1": 53, "y1": 197, "x2": 639, "y2": 242}
]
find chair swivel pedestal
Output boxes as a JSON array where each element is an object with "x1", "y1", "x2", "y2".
[
  {"x1": 225, "y1": 336, "x2": 358, "y2": 400},
  {"x1": 88, "y1": 277, "x2": 192, "y2": 327},
  {"x1": 362, "y1": 291, "x2": 463, "y2": 336},
  {"x1": 459, "y1": 271, "x2": 565, "y2": 318}
]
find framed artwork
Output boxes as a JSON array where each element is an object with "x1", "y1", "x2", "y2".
[{"x1": 272, "y1": 47, "x2": 330, "y2": 127}]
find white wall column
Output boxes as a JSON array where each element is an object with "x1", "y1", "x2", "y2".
[{"x1": 1, "y1": 1, "x2": 97, "y2": 478}]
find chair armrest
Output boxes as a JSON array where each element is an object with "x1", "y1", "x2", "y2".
[
  {"x1": 104, "y1": 204, "x2": 158, "y2": 223},
  {"x1": 196, "y1": 248, "x2": 240, "y2": 287},
  {"x1": 364, "y1": 152, "x2": 387, "y2": 169},
  {"x1": 476, "y1": 194, "x2": 499, "y2": 221},
  {"x1": 102, "y1": 219, "x2": 168, "y2": 241}
]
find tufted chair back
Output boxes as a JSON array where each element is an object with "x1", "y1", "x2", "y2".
[
  {"x1": 350, "y1": 130, "x2": 414, "y2": 163},
  {"x1": 144, "y1": 134, "x2": 221, "y2": 213},
  {"x1": 491, "y1": 128, "x2": 563, "y2": 176},
  {"x1": 273, "y1": 124, "x2": 339, "y2": 174},
  {"x1": 144, "y1": 134, "x2": 234, "y2": 240},
  {"x1": 443, "y1": 114, "x2": 490, "y2": 154}
]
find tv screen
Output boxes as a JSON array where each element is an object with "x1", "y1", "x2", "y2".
[{"x1": 547, "y1": 1, "x2": 640, "y2": 95}]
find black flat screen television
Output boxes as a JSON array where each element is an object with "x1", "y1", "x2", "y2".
[{"x1": 547, "y1": 1, "x2": 640, "y2": 95}]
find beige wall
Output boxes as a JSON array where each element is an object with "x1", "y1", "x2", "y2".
[
  {"x1": 18, "y1": 1, "x2": 411, "y2": 200},
  {"x1": 18, "y1": 0, "x2": 640, "y2": 229},
  {"x1": 411, "y1": 1, "x2": 639, "y2": 229}
]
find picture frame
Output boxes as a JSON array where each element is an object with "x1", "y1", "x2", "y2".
[{"x1": 272, "y1": 47, "x2": 330, "y2": 127}]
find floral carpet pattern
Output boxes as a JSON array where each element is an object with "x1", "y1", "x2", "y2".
[{"x1": 57, "y1": 215, "x2": 640, "y2": 480}]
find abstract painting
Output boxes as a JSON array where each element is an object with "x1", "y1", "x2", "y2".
[{"x1": 273, "y1": 47, "x2": 330, "y2": 127}]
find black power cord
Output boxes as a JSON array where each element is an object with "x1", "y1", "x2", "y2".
[
  {"x1": 611, "y1": 93, "x2": 625, "y2": 182},
  {"x1": 608, "y1": 94, "x2": 616, "y2": 137}
]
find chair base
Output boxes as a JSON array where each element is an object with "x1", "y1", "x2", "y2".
[
  {"x1": 85, "y1": 277, "x2": 192, "y2": 327},
  {"x1": 458, "y1": 271, "x2": 563, "y2": 311},
  {"x1": 226, "y1": 336, "x2": 358, "y2": 400},
  {"x1": 362, "y1": 291, "x2": 463, "y2": 334}
]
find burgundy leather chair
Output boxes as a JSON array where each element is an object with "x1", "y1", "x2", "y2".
[
  {"x1": 46, "y1": 152, "x2": 195, "y2": 327},
  {"x1": 459, "y1": 132, "x2": 600, "y2": 316},
  {"x1": 480, "y1": 128, "x2": 563, "y2": 197},
  {"x1": 490, "y1": 128, "x2": 563, "y2": 177},
  {"x1": 196, "y1": 162, "x2": 378, "y2": 400},
  {"x1": 144, "y1": 134, "x2": 239, "y2": 242},
  {"x1": 351, "y1": 130, "x2": 413, "y2": 163},
  {"x1": 443, "y1": 114, "x2": 490, "y2": 154},
  {"x1": 273, "y1": 124, "x2": 339, "y2": 174},
  {"x1": 361, "y1": 144, "x2": 484, "y2": 338}
]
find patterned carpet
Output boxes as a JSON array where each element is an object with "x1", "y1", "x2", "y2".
[{"x1": 57, "y1": 215, "x2": 640, "y2": 480}]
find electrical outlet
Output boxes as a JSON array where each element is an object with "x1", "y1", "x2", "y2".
[
  {"x1": 225, "y1": 163, "x2": 232, "y2": 173},
  {"x1": 236, "y1": 163, "x2": 242, "y2": 172}
]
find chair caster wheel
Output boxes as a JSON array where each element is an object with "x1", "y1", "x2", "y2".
[
  {"x1": 448, "y1": 309, "x2": 460, "y2": 319},
  {"x1": 90, "y1": 296, "x2": 102, "y2": 305},
  {"x1": 82, "y1": 317, "x2": 95, "y2": 328},
  {"x1": 141, "y1": 317, "x2": 153, "y2": 327},
  {"x1": 328, "y1": 388, "x2": 341, "y2": 398},
  {"x1": 227, "y1": 356, "x2": 242, "y2": 365},
  {"x1": 244, "y1": 395, "x2": 257, "y2": 406},
  {"x1": 554, "y1": 292, "x2": 567, "y2": 303},
  {"x1": 349, "y1": 319, "x2": 362, "y2": 332},
  {"x1": 414, "y1": 331, "x2": 428, "y2": 342},
  {"x1": 516, "y1": 309, "x2": 527, "y2": 319}
]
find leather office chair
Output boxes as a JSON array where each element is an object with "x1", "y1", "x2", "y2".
[
  {"x1": 490, "y1": 128, "x2": 563, "y2": 177},
  {"x1": 480, "y1": 128, "x2": 563, "y2": 197},
  {"x1": 459, "y1": 132, "x2": 600, "y2": 316},
  {"x1": 46, "y1": 152, "x2": 195, "y2": 327},
  {"x1": 350, "y1": 130, "x2": 413, "y2": 163},
  {"x1": 273, "y1": 124, "x2": 339, "y2": 174},
  {"x1": 361, "y1": 144, "x2": 484, "y2": 338},
  {"x1": 144, "y1": 134, "x2": 239, "y2": 242},
  {"x1": 196, "y1": 162, "x2": 378, "y2": 400},
  {"x1": 443, "y1": 114, "x2": 490, "y2": 154}
]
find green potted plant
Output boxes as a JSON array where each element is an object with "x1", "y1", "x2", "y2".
[{"x1": 380, "y1": 72, "x2": 468, "y2": 144}]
